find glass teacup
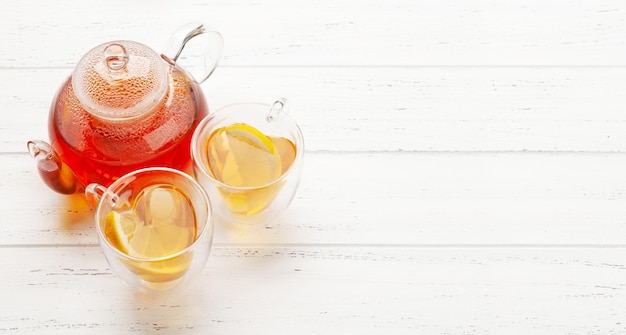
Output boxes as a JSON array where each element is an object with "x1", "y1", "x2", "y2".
[
  {"x1": 191, "y1": 98, "x2": 304, "y2": 225},
  {"x1": 86, "y1": 167, "x2": 213, "y2": 292}
]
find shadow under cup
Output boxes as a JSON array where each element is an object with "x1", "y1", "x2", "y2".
[
  {"x1": 191, "y1": 100, "x2": 304, "y2": 225},
  {"x1": 90, "y1": 168, "x2": 214, "y2": 293}
]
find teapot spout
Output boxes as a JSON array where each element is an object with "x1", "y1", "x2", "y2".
[{"x1": 27, "y1": 140, "x2": 83, "y2": 194}]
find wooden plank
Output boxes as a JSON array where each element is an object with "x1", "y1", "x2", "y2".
[
  {"x1": 1, "y1": 246, "x2": 625, "y2": 333},
  {"x1": 3, "y1": 67, "x2": 626, "y2": 154},
  {"x1": 5, "y1": 152, "x2": 626, "y2": 246},
  {"x1": 0, "y1": 0, "x2": 624, "y2": 67}
]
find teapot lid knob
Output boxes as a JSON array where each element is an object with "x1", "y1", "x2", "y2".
[
  {"x1": 72, "y1": 40, "x2": 168, "y2": 120},
  {"x1": 104, "y1": 43, "x2": 128, "y2": 72}
]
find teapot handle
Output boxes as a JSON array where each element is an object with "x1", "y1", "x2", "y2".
[{"x1": 163, "y1": 22, "x2": 224, "y2": 84}]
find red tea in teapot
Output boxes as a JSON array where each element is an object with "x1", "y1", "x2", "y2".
[
  {"x1": 28, "y1": 26, "x2": 223, "y2": 195},
  {"x1": 48, "y1": 66, "x2": 207, "y2": 189}
]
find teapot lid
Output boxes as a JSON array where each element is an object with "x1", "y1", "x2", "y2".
[{"x1": 72, "y1": 40, "x2": 168, "y2": 120}]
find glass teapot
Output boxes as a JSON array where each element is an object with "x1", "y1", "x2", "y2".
[{"x1": 27, "y1": 23, "x2": 223, "y2": 194}]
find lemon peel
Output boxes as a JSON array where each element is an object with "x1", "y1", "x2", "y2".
[
  {"x1": 224, "y1": 123, "x2": 276, "y2": 154},
  {"x1": 104, "y1": 211, "x2": 134, "y2": 254}
]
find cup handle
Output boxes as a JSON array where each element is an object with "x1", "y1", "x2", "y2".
[
  {"x1": 163, "y1": 22, "x2": 224, "y2": 84},
  {"x1": 85, "y1": 183, "x2": 117, "y2": 209},
  {"x1": 266, "y1": 98, "x2": 289, "y2": 122}
]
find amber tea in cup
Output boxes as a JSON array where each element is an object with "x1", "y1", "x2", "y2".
[
  {"x1": 87, "y1": 167, "x2": 213, "y2": 292},
  {"x1": 191, "y1": 99, "x2": 304, "y2": 225}
]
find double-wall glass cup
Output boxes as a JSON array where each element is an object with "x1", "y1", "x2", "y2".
[
  {"x1": 191, "y1": 98, "x2": 304, "y2": 225},
  {"x1": 86, "y1": 167, "x2": 213, "y2": 292}
]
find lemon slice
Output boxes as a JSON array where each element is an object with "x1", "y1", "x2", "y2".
[
  {"x1": 104, "y1": 211, "x2": 135, "y2": 254},
  {"x1": 127, "y1": 186, "x2": 196, "y2": 259},
  {"x1": 224, "y1": 123, "x2": 276, "y2": 154},
  {"x1": 271, "y1": 136, "x2": 297, "y2": 173},
  {"x1": 207, "y1": 123, "x2": 282, "y2": 187}
]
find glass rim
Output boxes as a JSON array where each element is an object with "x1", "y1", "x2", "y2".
[
  {"x1": 190, "y1": 102, "x2": 305, "y2": 191},
  {"x1": 94, "y1": 167, "x2": 213, "y2": 262}
]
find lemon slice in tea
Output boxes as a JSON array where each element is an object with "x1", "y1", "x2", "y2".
[
  {"x1": 272, "y1": 136, "x2": 297, "y2": 173},
  {"x1": 207, "y1": 123, "x2": 282, "y2": 187},
  {"x1": 104, "y1": 211, "x2": 136, "y2": 255},
  {"x1": 105, "y1": 186, "x2": 197, "y2": 283},
  {"x1": 129, "y1": 186, "x2": 197, "y2": 259}
]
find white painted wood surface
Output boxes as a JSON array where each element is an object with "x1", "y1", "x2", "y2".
[{"x1": 2, "y1": 0, "x2": 626, "y2": 333}]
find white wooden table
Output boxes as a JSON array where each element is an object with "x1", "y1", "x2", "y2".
[{"x1": 2, "y1": 0, "x2": 626, "y2": 333}]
